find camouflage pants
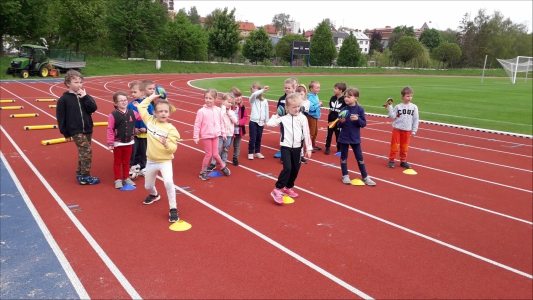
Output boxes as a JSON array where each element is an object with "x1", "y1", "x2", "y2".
[{"x1": 73, "y1": 133, "x2": 93, "y2": 176}]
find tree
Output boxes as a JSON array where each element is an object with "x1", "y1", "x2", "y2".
[
  {"x1": 272, "y1": 13, "x2": 290, "y2": 36},
  {"x1": 107, "y1": 0, "x2": 169, "y2": 58},
  {"x1": 57, "y1": 0, "x2": 107, "y2": 52},
  {"x1": 439, "y1": 29, "x2": 460, "y2": 44},
  {"x1": 392, "y1": 36, "x2": 424, "y2": 66},
  {"x1": 323, "y1": 18, "x2": 336, "y2": 31},
  {"x1": 208, "y1": 7, "x2": 240, "y2": 61},
  {"x1": 242, "y1": 27, "x2": 274, "y2": 64},
  {"x1": 387, "y1": 32, "x2": 406, "y2": 51},
  {"x1": 163, "y1": 10, "x2": 208, "y2": 61},
  {"x1": 368, "y1": 31, "x2": 383, "y2": 55},
  {"x1": 337, "y1": 31, "x2": 361, "y2": 67},
  {"x1": 393, "y1": 25, "x2": 415, "y2": 36},
  {"x1": 187, "y1": 6, "x2": 201, "y2": 25},
  {"x1": 275, "y1": 33, "x2": 308, "y2": 62},
  {"x1": 310, "y1": 21, "x2": 337, "y2": 66},
  {"x1": 419, "y1": 28, "x2": 443, "y2": 52},
  {"x1": 431, "y1": 42, "x2": 462, "y2": 68}
]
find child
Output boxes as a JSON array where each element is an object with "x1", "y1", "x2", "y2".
[
  {"x1": 142, "y1": 79, "x2": 156, "y2": 107},
  {"x1": 266, "y1": 93, "x2": 312, "y2": 204},
  {"x1": 193, "y1": 89, "x2": 231, "y2": 180},
  {"x1": 127, "y1": 81, "x2": 154, "y2": 179},
  {"x1": 386, "y1": 86, "x2": 419, "y2": 169},
  {"x1": 56, "y1": 69, "x2": 100, "y2": 185},
  {"x1": 107, "y1": 91, "x2": 142, "y2": 189},
  {"x1": 207, "y1": 93, "x2": 238, "y2": 171},
  {"x1": 229, "y1": 87, "x2": 249, "y2": 166},
  {"x1": 274, "y1": 78, "x2": 298, "y2": 159},
  {"x1": 248, "y1": 82, "x2": 269, "y2": 160},
  {"x1": 138, "y1": 92, "x2": 181, "y2": 222},
  {"x1": 307, "y1": 80, "x2": 323, "y2": 152},
  {"x1": 325, "y1": 82, "x2": 347, "y2": 155},
  {"x1": 295, "y1": 84, "x2": 309, "y2": 164},
  {"x1": 337, "y1": 87, "x2": 376, "y2": 186}
]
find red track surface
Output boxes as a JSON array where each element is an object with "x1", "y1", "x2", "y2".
[{"x1": 1, "y1": 74, "x2": 532, "y2": 299}]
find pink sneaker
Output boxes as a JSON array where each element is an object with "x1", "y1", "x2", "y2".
[
  {"x1": 270, "y1": 188, "x2": 284, "y2": 204},
  {"x1": 281, "y1": 187, "x2": 299, "y2": 198}
]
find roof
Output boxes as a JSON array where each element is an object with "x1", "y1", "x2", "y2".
[
  {"x1": 238, "y1": 21, "x2": 256, "y2": 31},
  {"x1": 304, "y1": 30, "x2": 314, "y2": 37},
  {"x1": 21, "y1": 44, "x2": 48, "y2": 49},
  {"x1": 263, "y1": 24, "x2": 277, "y2": 35}
]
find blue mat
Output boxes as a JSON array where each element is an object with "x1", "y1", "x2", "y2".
[
  {"x1": 120, "y1": 183, "x2": 136, "y2": 191},
  {"x1": 208, "y1": 170, "x2": 222, "y2": 178}
]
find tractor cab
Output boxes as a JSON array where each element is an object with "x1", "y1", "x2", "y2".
[{"x1": 7, "y1": 44, "x2": 53, "y2": 78}]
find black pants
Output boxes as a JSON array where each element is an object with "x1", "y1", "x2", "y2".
[
  {"x1": 130, "y1": 136, "x2": 147, "y2": 169},
  {"x1": 325, "y1": 127, "x2": 340, "y2": 151},
  {"x1": 275, "y1": 146, "x2": 302, "y2": 189}
]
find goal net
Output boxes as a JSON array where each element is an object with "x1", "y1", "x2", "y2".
[{"x1": 496, "y1": 56, "x2": 533, "y2": 84}]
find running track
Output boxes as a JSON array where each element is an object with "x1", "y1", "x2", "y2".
[{"x1": 0, "y1": 74, "x2": 531, "y2": 299}]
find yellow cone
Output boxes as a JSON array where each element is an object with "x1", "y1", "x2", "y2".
[
  {"x1": 169, "y1": 220, "x2": 192, "y2": 231},
  {"x1": 283, "y1": 195, "x2": 295, "y2": 204},
  {"x1": 351, "y1": 178, "x2": 366, "y2": 186},
  {"x1": 403, "y1": 169, "x2": 417, "y2": 175}
]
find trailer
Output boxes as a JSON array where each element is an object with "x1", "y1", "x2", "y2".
[{"x1": 49, "y1": 49, "x2": 87, "y2": 72}]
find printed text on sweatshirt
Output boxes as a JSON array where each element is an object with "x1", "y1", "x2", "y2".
[{"x1": 387, "y1": 103, "x2": 419, "y2": 134}]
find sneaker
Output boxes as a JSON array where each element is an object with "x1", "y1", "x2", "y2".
[
  {"x1": 388, "y1": 160, "x2": 395, "y2": 168},
  {"x1": 300, "y1": 157, "x2": 307, "y2": 164},
  {"x1": 138, "y1": 168, "x2": 146, "y2": 177},
  {"x1": 270, "y1": 188, "x2": 284, "y2": 204},
  {"x1": 313, "y1": 146, "x2": 322, "y2": 151},
  {"x1": 342, "y1": 175, "x2": 351, "y2": 184},
  {"x1": 124, "y1": 177, "x2": 136, "y2": 186},
  {"x1": 248, "y1": 154, "x2": 254, "y2": 160},
  {"x1": 143, "y1": 194, "x2": 160, "y2": 205},
  {"x1": 400, "y1": 161, "x2": 411, "y2": 169},
  {"x1": 324, "y1": 147, "x2": 330, "y2": 155},
  {"x1": 221, "y1": 166, "x2": 231, "y2": 176},
  {"x1": 233, "y1": 158, "x2": 239, "y2": 166},
  {"x1": 76, "y1": 174, "x2": 82, "y2": 182},
  {"x1": 363, "y1": 176, "x2": 376, "y2": 186},
  {"x1": 78, "y1": 175, "x2": 100, "y2": 185},
  {"x1": 274, "y1": 150, "x2": 281, "y2": 158},
  {"x1": 130, "y1": 164, "x2": 140, "y2": 180},
  {"x1": 281, "y1": 187, "x2": 299, "y2": 198},
  {"x1": 206, "y1": 164, "x2": 216, "y2": 172},
  {"x1": 199, "y1": 172, "x2": 209, "y2": 180},
  {"x1": 114, "y1": 179, "x2": 123, "y2": 189},
  {"x1": 254, "y1": 153, "x2": 265, "y2": 159},
  {"x1": 169, "y1": 208, "x2": 179, "y2": 222}
]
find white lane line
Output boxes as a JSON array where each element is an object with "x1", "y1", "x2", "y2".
[
  {"x1": 1, "y1": 126, "x2": 142, "y2": 300},
  {"x1": 416, "y1": 128, "x2": 533, "y2": 147},
  {"x1": 0, "y1": 152, "x2": 90, "y2": 300}
]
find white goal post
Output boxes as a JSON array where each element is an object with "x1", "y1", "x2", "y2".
[{"x1": 496, "y1": 56, "x2": 533, "y2": 84}]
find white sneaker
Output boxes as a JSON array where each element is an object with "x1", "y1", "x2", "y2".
[
  {"x1": 363, "y1": 176, "x2": 376, "y2": 186},
  {"x1": 138, "y1": 168, "x2": 145, "y2": 177},
  {"x1": 342, "y1": 175, "x2": 351, "y2": 185},
  {"x1": 254, "y1": 153, "x2": 265, "y2": 159},
  {"x1": 248, "y1": 154, "x2": 254, "y2": 160}
]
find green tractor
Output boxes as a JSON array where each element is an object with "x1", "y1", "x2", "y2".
[{"x1": 6, "y1": 44, "x2": 53, "y2": 78}]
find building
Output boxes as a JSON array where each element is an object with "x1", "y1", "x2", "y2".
[
  {"x1": 161, "y1": 0, "x2": 174, "y2": 11},
  {"x1": 237, "y1": 21, "x2": 257, "y2": 39},
  {"x1": 262, "y1": 24, "x2": 291, "y2": 37},
  {"x1": 333, "y1": 30, "x2": 371, "y2": 54},
  {"x1": 364, "y1": 23, "x2": 427, "y2": 49},
  {"x1": 289, "y1": 21, "x2": 300, "y2": 35}
]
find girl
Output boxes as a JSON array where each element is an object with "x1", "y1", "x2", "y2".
[
  {"x1": 107, "y1": 91, "x2": 142, "y2": 189},
  {"x1": 138, "y1": 93, "x2": 181, "y2": 222},
  {"x1": 230, "y1": 87, "x2": 249, "y2": 166},
  {"x1": 248, "y1": 82, "x2": 269, "y2": 160},
  {"x1": 194, "y1": 89, "x2": 231, "y2": 180},
  {"x1": 266, "y1": 93, "x2": 312, "y2": 204},
  {"x1": 337, "y1": 88, "x2": 376, "y2": 186},
  {"x1": 295, "y1": 84, "x2": 309, "y2": 164},
  {"x1": 207, "y1": 93, "x2": 238, "y2": 171}
]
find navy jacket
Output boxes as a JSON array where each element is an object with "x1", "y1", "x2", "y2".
[{"x1": 337, "y1": 104, "x2": 366, "y2": 144}]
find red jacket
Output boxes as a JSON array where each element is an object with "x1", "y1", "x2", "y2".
[{"x1": 233, "y1": 105, "x2": 249, "y2": 137}]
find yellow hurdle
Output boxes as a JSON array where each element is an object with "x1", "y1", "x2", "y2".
[
  {"x1": 93, "y1": 122, "x2": 108, "y2": 126},
  {"x1": 24, "y1": 125, "x2": 57, "y2": 130},
  {"x1": 0, "y1": 100, "x2": 15, "y2": 103},
  {"x1": 0, "y1": 106, "x2": 24, "y2": 110},
  {"x1": 41, "y1": 137, "x2": 67, "y2": 146},
  {"x1": 36, "y1": 99, "x2": 56, "y2": 102},
  {"x1": 10, "y1": 113, "x2": 39, "y2": 118},
  {"x1": 49, "y1": 105, "x2": 57, "y2": 108}
]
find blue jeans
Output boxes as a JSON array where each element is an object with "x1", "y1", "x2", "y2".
[{"x1": 211, "y1": 136, "x2": 233, "y2": 165}]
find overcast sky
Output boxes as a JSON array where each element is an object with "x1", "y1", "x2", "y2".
[{"x1": 174, "y1": 1, "x2": 532, "y2": 33}]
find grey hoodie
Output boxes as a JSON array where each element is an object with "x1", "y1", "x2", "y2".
[{"x1": 388, "y1": 102, "x2": 419, "y2": 135}]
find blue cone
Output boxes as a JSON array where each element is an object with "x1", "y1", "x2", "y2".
[
  {"x1": 208, "y1": 170, "x2": 222, "y2": 178},
  {"x1": 334, "y1": 152, "x2": 341, "y2": 156},
  {"x1": 120, "y1": 183, "x2": 136, "y2": 191},
  {"x1": 274, "y1": 151, "x2": 281, "y2": 158}
]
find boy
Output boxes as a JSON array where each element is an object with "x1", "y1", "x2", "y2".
[
  {"x1": 56, "y1": 69, "x2": 100, "y2": 185},
  {"x1": 274, "y1": 78, "x2": 298, "y2": 159},
  {"x1": 127, "y1": 81, "x2": 154, "y2": 178},
  {"x1": 307, "y1": 80, "x2": 323, "y2": 152},
  {"x1": 325, "y1": 82, "x2": 347, "y2": 155},
  {"x1": 230, "y1": 87, "x2": 248, "y2": 166},
  {"x1": 386, "y1": 86, "x2": 419, "y2": 169}
]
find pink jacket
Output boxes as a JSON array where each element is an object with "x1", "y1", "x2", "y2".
[
  {"x1": 221, "y1": 105, "x2": 238, "y2": 137},
  {"x1": 193, "y1": 104, "x2": 224, "y2": 141}
]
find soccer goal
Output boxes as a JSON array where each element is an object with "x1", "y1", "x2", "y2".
[{"x1": 496, "y1": 56, "x2": 533, "y2": 84}]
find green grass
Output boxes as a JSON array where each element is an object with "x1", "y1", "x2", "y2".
[{"x1": 192, "y1": 76, "x2": 533, "y2": 135}]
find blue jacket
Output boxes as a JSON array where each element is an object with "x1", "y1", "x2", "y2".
[
  {"x1": 127, "y1": 98, "x2": 153, "y2": 130},
  {"x1": 307, "y1": 93, "x2": 321, "y2": 119},
  {"x1": 337, "y1": 104, "x2": 366, "y2": 144}
]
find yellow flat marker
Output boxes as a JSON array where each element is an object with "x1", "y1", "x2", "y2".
[
  {"x1": 0, "y1": 106, "x2": 23, "y2": 110},
  {"x1": 93, "y1": 122, "x2": 108, "y2": 126},
  {"x1": 351, "y1": 178, "x2": 366, "y2": 186},
  {"x1": 282, "y1": 195, "x2": 295, "y2": 204},
  {"x1": 41, "y1": 138, "x2": 67, "y2": 146},
  {"x1": 10, "y1": 113, "x2": 39, "y2": 118},
  {"x1": 25, "y1": 125, "x2": 57, "y2": 130},
  {"x1": 169, "y1": 220, "x2": 192, "y2": 231},
  {"x1": 403, "y1": 169, "x2": 417, "y2": 175},
  {"x1": 49, "y1": 105, "x2": 57, "y2": 108},
  {"x1": 36, "y1": 99, "x2": 56, "y2": 102},
  {"x1": 0, "y1": 100, "x2": 15, "y2": 103}
]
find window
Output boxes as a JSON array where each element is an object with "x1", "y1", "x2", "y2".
[
  {"x1": 338, "y1": 38, "x2": 343, "y2": 44},
  {"x1": 359, "y1": 41, "x2": 363, "y2": 44},
  {"x1": 364, "y1": 48, "x2": 367, "y2": 52},
  {"x1": 365, "y1": 41, "x2": 368, "y2": 44}
]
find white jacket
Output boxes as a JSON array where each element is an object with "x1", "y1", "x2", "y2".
[{"x1": 267, "y1": 113, "x2": 312, "y2": 150}]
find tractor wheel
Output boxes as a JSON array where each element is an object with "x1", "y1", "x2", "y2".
[
  {"x1": 20, "y1": 70, "x2": 29, "y2": 79},
  {"x1": 6, "y1": 68, "x2": 13, "y2": 75},
  {"x1": 39, "y1": 65, "x2": 49, "y2": 77}
]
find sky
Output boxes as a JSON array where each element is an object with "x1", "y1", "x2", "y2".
[{"x1": 174, "y1": 1, "x2": 533, "y2": 33}]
